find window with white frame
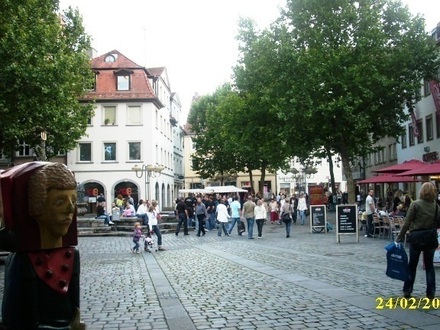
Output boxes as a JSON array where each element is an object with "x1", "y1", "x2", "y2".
[
  {"x1": 416, "y1": 120, "x2": 424, "y2": 144},
  {"x1": 17, "y1": 140, "x2": 32, "y2": 157},
  {"x1": 104, "y1": 142, "x2": 116, "y2": 161},
  {"x1": 79, "y1": 143, "x2": 92, "y2": 162},
  {"x1": 103, "y1": 106, "x2": 116, "y2": 125},
  {"x1": 401, "y1": 130, "x2": 407, "y2": 149},
  {"x1": 409, "y1": 124, "x2": 415, "y2": 146},
  {"x1": 128, "y1": 142, "x2": 141, "y2": 160},
  {"x1": 117, "y1": 75, "x2": 129, "y2": 91},
  {"x1": 423, "y1": 79, "x2": 431, "y2": 97},
  {"x1": 426, "y1": 115, "x2": 433, "y2": 141},
  {"x1": 127, "y1": 106, "x2": 141, "y2": 125}
]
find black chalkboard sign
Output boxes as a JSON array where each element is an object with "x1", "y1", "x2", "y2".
[
  {"x1": 337, "y1": 205, "x2": 358, "y2": 236},
  {"x1": 310, "y1": 205, "x2": 326, "y2": 233}
]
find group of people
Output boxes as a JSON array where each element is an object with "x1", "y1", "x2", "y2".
[
  {"x1": 269, "y1": 193, "x2": 309, "y2": 226},
  {"x1": 130, "y1": 199, "x2": 165, "y2": 252},
  {"x1": 174, "y1": 192, "x2": 310, "y2": 239},
  {"x1": 94, "y1": 192, "x2": 166, "y2": 252}
]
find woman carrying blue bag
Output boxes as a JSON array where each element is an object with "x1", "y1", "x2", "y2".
[{"x1": 396, "y1": 183, "x2": 440, "y2": 299}]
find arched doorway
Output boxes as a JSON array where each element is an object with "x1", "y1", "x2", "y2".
[
  {"x1": 83, "y1": 181, "x2": 105, "y2": 215},
  {"x1": 114, "y1": 181, "x2": 139, "y2": 207}
]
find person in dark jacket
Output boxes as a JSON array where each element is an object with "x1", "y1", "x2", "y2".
[{"x1": 396, "y1": 183, "x2": 440, "y2": 299}]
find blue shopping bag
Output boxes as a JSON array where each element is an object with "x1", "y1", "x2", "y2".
[{"x1": 385, "y1": 242, "x2": 410, "y2": 281}]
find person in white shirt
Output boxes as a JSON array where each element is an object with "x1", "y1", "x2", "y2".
[
  {"x1": 254, "y1": 199, "x2": 267, "y2": 238},
  {"x1": 297, "y1": 193, "x2": 308, "y2": 225},
  {"x1": 216, "y1": 199, "x2": 230, "y2": 236},
  {"x1": 146, "y1": 201, "x2": 165, "y2": 251},
  {"x1": 136, "y1": 199, "x2": 149, "y2": 225},
  {"x1": 365, "y1": 189, "x2": 376, "y2": 238}
]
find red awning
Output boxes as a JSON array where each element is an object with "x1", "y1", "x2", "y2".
[
  {"x1": 396, "y1": 160, "x2": 440, "y2": 176},
  {"x1": 357, "y1": 174, "x2": 424, "y2": 184},
  {"x1": 373, "y1": 159, "x2": 425, "y2": 173}
]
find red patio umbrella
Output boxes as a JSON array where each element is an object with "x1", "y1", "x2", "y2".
[
  {"x1": 396, "y1": 160, "x2": 440, "y2": 176},
  {"x1": 373, "y1": 159, "x2": 425, "y2": 174},
  {"x1": 357, "y1": 174, "x2": 424, "y2": 184}
]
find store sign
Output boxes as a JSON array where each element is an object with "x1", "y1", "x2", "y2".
[{"x1": 423, "y1": 151, "x2": 439, "y2": 162}]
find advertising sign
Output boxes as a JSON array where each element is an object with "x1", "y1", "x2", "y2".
[
  {"x1": 310, "y1": 205, "x2": 326, "y2": 233},
  {"x1": 336, "y1": 204, "x2": 359, "y2": 243}
]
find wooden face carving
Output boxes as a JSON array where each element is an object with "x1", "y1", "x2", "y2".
[{"x1": 35, "y1": 188, "x2": 77, "y2": 249}]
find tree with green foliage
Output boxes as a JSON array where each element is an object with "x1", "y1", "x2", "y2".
[
  {"x1": 187, "y1": 85, "x2": 241, "y2": 185},
  {"x1": 232, "y1": 18, "x2": 296, "y2": 195},
  {"x1": 268, "y1": 0, "x2": 440, "y2": 202},
  {"x1": 0, "y1": 0, "x2": 94, "y2": 161}
]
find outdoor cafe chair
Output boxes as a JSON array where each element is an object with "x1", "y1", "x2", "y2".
[{"x1": 372, "y1": 214, "x2": 385, "y2": 238}]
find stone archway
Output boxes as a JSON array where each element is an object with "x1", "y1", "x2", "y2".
[
  {"x1": 114, "y1": 181, "x2": 139, "y2": 207},
  {"x1": 83, "y1": 181, "x2": 105, "y2": 215}
]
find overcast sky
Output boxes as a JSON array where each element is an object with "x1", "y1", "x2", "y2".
[{"x1": 59, "y1": 0, "x2": 440, "y2": 121}]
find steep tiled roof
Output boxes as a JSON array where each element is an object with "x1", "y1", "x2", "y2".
[
  {"x1": 90, "y1": 50, "x2": 143, "y2": 69},
  {"x1": 82, "y1": 50, "x2": 160, "y2": 105}
]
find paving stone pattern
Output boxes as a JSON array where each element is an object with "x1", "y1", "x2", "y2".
[{"x1": 1, "y1": 215, "x2": 440, "y2": 329}]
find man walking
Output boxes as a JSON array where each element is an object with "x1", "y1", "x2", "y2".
[
  {"x1": 242, "y1": 195, "x2": 256, "y2": 239},
  {"x1": 175, "y1": 198, "x2": 189, "y2": 236},
  {"x1": 365, "y1": 189, "x2": 376, "y2": 238},
  {"x1": 228, "y1": 195, "x2": 242, "y2": 236}
]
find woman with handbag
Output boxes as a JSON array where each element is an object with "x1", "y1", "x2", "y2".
[
  {"x1": 396, "y1": 183, "x2": 440, "y2": 299},
  {"x1": 280, "y1": 199, "x2": 292, "y2": 238}
]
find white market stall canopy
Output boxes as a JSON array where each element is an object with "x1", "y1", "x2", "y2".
[
  {"x1": 205, "y1": 185, "x2": 248, "y2": 193},
  {"x1": 179, "y1": 185, "x2": 247, "y2": 194}
]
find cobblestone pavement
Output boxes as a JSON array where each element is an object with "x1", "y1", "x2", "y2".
[{"x1": 2, "y1": 215, "x2": 440, "y2": 329}]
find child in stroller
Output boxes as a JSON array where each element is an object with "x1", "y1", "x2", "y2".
[{"x1": 143, "y1": 232, "x2": 157, "y2": 252}]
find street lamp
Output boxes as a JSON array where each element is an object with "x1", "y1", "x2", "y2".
[{"x1": 131, "y1": 164, "x2": 164, "y2": 201}]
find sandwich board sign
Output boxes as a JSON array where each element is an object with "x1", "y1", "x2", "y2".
[{"x1": 336, "y1": 204, "x2": 359, "y2": 243}]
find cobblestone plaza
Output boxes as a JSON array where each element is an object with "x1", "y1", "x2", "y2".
[{"x1": 2, "y1": 217, "x2": 440, "y2": 329}]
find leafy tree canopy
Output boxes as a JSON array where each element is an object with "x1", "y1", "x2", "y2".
[
  {"x1": 187, "y1": 84, "x2": 241, "y2": 183},
  {"x1": 269, "y1": 0, "x2": 440, "y2": 201},
  {"x1": 0, "y1": 0, "x2": 94, "y2": 160}
]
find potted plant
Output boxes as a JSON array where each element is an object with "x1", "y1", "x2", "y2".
[{"x1": 104, "y1": 118, "x2": 110, "y2": 125}]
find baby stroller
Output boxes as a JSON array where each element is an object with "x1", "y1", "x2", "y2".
[{"x1": 143, "y1": 233, "x2": 157, "y2": 253}]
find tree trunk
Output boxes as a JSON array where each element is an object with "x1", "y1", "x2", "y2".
[
  {"x1": 325, "y1": 148, "x2": 336, "y2": 194},
  {"x1": 341, "y1": 155, "x2": 355, "y2": 204},
  {"x1": 248, "y1": 169, "x2": 255, "y2": 195},
  {"x1": 259, "y1": 166, "x2": 266, "y2": 198}
]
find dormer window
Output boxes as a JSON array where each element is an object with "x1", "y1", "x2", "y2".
[
  {"x1": 104, "y1": 54, "x2": 116, "y2": 62},
  {"x1": 114, "y1": 69, "x2": 132, "y2": 91}
]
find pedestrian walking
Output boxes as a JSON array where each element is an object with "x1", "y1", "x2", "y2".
[
  {"x1": 132, "y1": 222, "x2": 142, "y2": 253},
  {"x1": 147, "y1": 201, "x2": 165, "y2": 251},
  {"x1": 254, "y1": 199, "x2": 266, "y2": 239},
  {"x1": 297, "y1": 193, "x2": 308, "y2": 225},
  {"x1": 269, "y1": 198, "x2": 279, "y2": 224},
  {"x1": 195, "y1": 197, "x2": 208, "y2": 237},
  {"x1": 175, "y1": 197, "x2": 189, "y2": 236},
  {"x1": 228, "y1": 195, "x2": 243, "y2": 236},
  {"x1": 396, "y1": 183, "x2": 440, "y2": 299},
  {"x1": 216, "y1": 199, "x2": 230, "y2": 236},
  {"x1": 289, "y1": 194, "x2": 298, "y2": 224},
  {"x1": 242, "y1": 195, "x2": 256, "y2": 239},
  {"x1": 280, "y1": 199, "x2": 292, "y2": 238},
  {"x1": 185, "y1": 194, "x2": 196, "y2": 229}
]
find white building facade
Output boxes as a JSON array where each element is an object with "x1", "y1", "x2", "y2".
[{"x1": 67, "y1": 50, "x2": 181, "y2": 212}]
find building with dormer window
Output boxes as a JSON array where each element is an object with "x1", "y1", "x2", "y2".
[{"x1": 67, "y1": 50, "x2": 183, "y2": 211}]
